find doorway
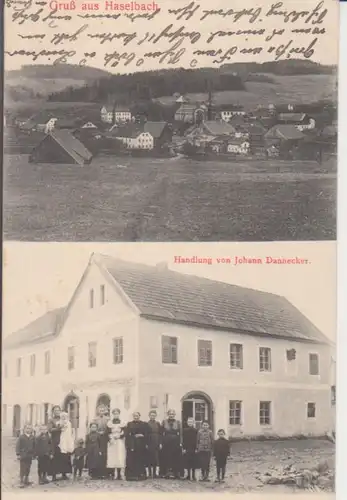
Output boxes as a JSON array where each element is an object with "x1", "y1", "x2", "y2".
[
  {"x1": 12, "y1": 405, "x2": 21, "y2": 437},
  {"x1": 181, "y1": 392, "x2": 214, "y2": 431},
  {"x1": 96, "y1": 393, "x2": 111, "y2": 416},
  {"x1": 63, "y1": 393, "x2": 80, "y2": 436}
]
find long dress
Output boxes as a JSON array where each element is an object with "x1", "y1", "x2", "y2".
[
  {"x1": 161, "y1": 419, "x2": 182, "y2": 477},
  {"x1": 48, "y1": 416, "x2": 72, "y2": 477},
  {"x1": 107, "y1": 419, "x2": 126, "y2": 470},
  {"x1": 58, "y1": 421, "x2": 74, "y2": 474},
  {"x1": 85, "y1": 431, "x2": 102, "y2": 478},
  {"x1": 93, "y1": 415, "x2": 109, "y2": 477},
  {"x1": 125, "y1": 420, "x2": 149, "y2": 480},
  {"x1": 147, "y1": 421, "x2": 162, "y2": 467}
]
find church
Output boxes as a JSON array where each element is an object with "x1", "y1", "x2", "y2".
[{"x1": 2, "y1": 253, "x2": 335, "y2": 440}]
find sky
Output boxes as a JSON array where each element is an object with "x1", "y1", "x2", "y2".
[
  {"x1": 2, "y1": 242, "x2": 336, "y2": 341},
  {"x1": 4, "y1": 0, "x2": 339, "y2": 72}
]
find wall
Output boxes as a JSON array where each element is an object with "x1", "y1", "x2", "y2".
[{"x1": 137, "y1": 318, "x2": 332, "y2": 437}]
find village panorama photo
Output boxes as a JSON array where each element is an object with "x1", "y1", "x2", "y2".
[
  {"x1": 2, "y1": 242, "x2": 336, "y2": 493},
  {"x1": 3, "y1": 0, "x2": 338, "y2": 242}
]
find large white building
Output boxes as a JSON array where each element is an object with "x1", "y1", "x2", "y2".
[{"x1": 2, "y1": 254, "x2": 335, "y2": 439}]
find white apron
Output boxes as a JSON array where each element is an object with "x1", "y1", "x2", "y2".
[
  {"x1": 107, "y1": 420, "x2": 126, "y2": 469},
  {"x1": 59, "y1": 421, "x2": 74, "y2": 454}
]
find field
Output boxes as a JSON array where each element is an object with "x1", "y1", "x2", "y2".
[
  {"x1": 3, "y1": 154, "x2": 336, "y2": 242},
  {"x1": 156, "y1": 74, "x2": 336, "y2": 109},
  {"x1": 1, "y1": 437, "x2": 335, "y2": 493}
]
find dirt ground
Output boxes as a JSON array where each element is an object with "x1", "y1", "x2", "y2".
[
  {"x1": 1, "y1": 438, "x2": 335, "y2": 493},
  {"x1": 3, "y1": 155, "x2": 336, "y2": 242}
]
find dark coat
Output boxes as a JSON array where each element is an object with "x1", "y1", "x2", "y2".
[
  {"x1": 182, "y1": 427, "x2": 198, "y2": 452},
  {"x1": 213, "y1": 438, "x2": 230, "y2": 459},
  {"x1": 35, "y1": 433, "x2": 53, "y2": 457},
  {"x1": 16, "y1": 434, "x2": 36, "y2": 460},
  {"x1": 47, "y1": 417, "x2": 62, "y2": 449},
  {"x1": 73, "y1": 446, "x2": 86, "y2": 468},
  {"x1": 85, "y1": 432, "x2": 101, "y2": 470}
]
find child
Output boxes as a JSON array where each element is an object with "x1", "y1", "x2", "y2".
[
  {"x1": 86, "y1": 423, "x2": 102, "y2": 479},
  {"x1": 196, "y1": 421, "x2": 214, "y2": 482},
  {"x1": 213, "y1": 429, "x2": 230, "y2": 483},
  {"x1": 182, "y1": 417, "x2": 197, "y2": 481},
  {"x1": 34, "y1": 424, "x2": 53, "y2": 485},
  {"x1": 72, "y1": 439, "x2": 86, "y2": 479},
  {"x1": 16, "y1": 423, "x2": 35, "y2": 488}
]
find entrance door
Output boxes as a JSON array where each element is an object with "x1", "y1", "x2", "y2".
[
  {"x1": 64, "y1": 395, "x2": 80, "y2": 438},
  {"x1": 182, "y1": 397, "x2": 209, "y2": 430},
  {"x1": 13, "y1": 405, "x2": 21, "y2": 437}
]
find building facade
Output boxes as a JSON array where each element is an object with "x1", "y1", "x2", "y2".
[{"x1": 3, "y1": 255, "x2": 335, "y2": 440}]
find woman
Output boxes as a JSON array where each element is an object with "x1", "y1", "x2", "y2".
[
  {"x1": 125, "y1": 412, "x2": 149, "y2": 481},
  {"x1": 147, "y1": 410, "x2": 162, "y2": 479},
  {"x1": 161, "y1": 409, "x2": 182, "y2": 479},
  {"x1": 47, "y1": 405, "x2": 64, "y2": 481},
  {"x1": 58, "y1": 412, "x2": 74, "y2": 478},
  {"x1": 93, "y1": 404, "x2": 110, "y2": 478},
  {"x1": 107, "y1": 408, "x2": 126, "y2": 480}
]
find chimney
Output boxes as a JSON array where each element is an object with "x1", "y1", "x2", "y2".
[{"x1": 155, "y1": 262, "x2": 169, "y2": 271}]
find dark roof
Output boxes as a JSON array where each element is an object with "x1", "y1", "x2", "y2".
[
  {"x1": 278, "y1": 113, "x2": 307, "y2": 123},
  {"x1": 55, "y1": 118, "x2": 83, "y2": 129},
  {"x1": 111, "y1": 121, "x2": 168, "y2": 139},
  {"x1": 49, "y1": 129, "x2": 93, "y2": 164},
  {"x1": 144, "y1": 121, "x2": 167, "y2": 139},
  {"x1": 4, "y1": 308, "x2": 65, "y2": 349},
  {"x1": 5, "y1": 256, "x2": 328, "y2": 349},
  {"x1": 203, "y1": 121, "x2": 236, "y2": 136},
  {"x1": 98, "y1": 256, "x2": 328, "y2": 344},
  {"x1": 265, "y1": 125, "x2": 305, "y2": 141}
]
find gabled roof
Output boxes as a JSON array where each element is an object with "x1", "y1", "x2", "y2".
[
  {"x1": 4, "y1": 308, "x2": 65, "y2": 349},
  {"x1": 265, "y1": 125, "x2": 305, "y2": 141},
  {"x1": 203, "y1": 121, "x2": 236, "y2": 136},
  {"x1": 278, "y1": 113, "x2": 307, "y2": 123},
  {"x1": 144, "y1": 121, "x2": 168, "y2": 139},
  {"x1": 48, "y1": 129, "x2": 93, "y2": 164},
  {"x1": 4, "y1": 255, "x2": 329, "y2": 350},
  {"x1": 101, "y1": 104, "x2": 131, "y2": 113}
]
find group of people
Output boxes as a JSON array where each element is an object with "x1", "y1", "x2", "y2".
[{"x1": 15, "y1": 405, "x2": 231, "y2": 488}]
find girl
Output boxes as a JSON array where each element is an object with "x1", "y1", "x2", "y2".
[
  {"x1": 147, "y1": 410, "x2": 162, "y2": 479},
  {"x1": 86, "y1": 422, "x2": 102, "y2": 479},
  {"x1": 107, "y1": 408, "x2": 126, "y2": 480},
  {"x1": 58, "y1": 412, "x2": 74, "y2": 478},
  {"x1": 182, "y1": 417, "x2": 198, "y2": 481}
]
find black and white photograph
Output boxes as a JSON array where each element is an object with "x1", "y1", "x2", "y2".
[
  {"x1": 3, "y1": 0, "x2": 338, "y2": 242},
  {"x1": 2, "y1": 242, "x2": 336, "y2": 493}
]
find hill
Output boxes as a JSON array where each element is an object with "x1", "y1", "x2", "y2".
[{"x1": 221, "y1": 59, "x2": 336, "y2": 76}]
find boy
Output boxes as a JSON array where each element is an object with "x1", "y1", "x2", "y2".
[
  {"x1": 72, "y1": 438, "x2": 86, "y2": 479},
  {"x1": 16, "y1": 423, "x2": 35, "y2": 488},
  {"x1": 213, "y1": 429, "x2": 230, "y2": 483},
  {"x1": 182, "y1": 417, "x2": 197, "y2": 481},
  {"x1": 196, "y1": 421, "x2": 213, "y2": 482},
  {"x1": 34, "y1": 424, "x2": 53, "y2": 485}
]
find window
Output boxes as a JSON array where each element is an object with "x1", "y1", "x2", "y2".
[
  {"x1": 198, "y1": 339, "x2": 212, "y2": 366},
  {"x1": 230, "y1": 344, "x2": 243, "y2": 369},
  {"x1": 3, "y1": 404, "x2": 7, "y2": 425},
  {"x1": 100, "y1": 285, "x2": 105, "y2": 306},
  {"x1": 16, "y1": 358, "x2": 22, "y2": 377},
  {"x1": 4, "y1": 362, "x2": 8, "y2": 378},
  {"x1": 30, "y1": 354, "x2": 36, "y2": 376},
  {"x1": 68, "y1": 346, "x2": 75, "y2": 371},
  {"x1": 229, "y1": 401, "x2": 242, "y2": 425},
  {"x1": 89, "y1": 289, "x2": 94, "y2": 309},
  {"x1": 150, "y1": 396, "x2": 158, "y2": 409},
  {"x1": 28, "y1": 404, "x2": 34, "y2": 425},
  {"x1": 259, "y1": 347, "x2": 271, "y2": 372},
  {"x1": 113, "y1": 337, "x2": 123, "y2": 364},
  {"x1": 331, "y1": 386, "x2": 336, "y2": 406},
  {"x1": 309, "y1": 353, "x2": 319, "y2": 375},
  {"x1": 259, "y1": 401, "x2": 271, "y2": 425},
  {"x1": 307, "y1": 402, "x2": 316, "y2": 418},
  {"x1": 162, "y1": 336, "x2": 178, "y2": 364},
  {"x1": 88, "y1": 342, "x2": 97, "y2": 367},
  {"x1": 44, "y1": 351, "x2": 51, "y2": 374}
]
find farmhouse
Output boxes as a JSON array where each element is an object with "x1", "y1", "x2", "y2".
[
  {"x1": 101, "y1": 105, "x2": 132, "y2": 124},
  {"x1": 29, "y1": 129, "x2": 93, "y2": 165},
  {"x1": 277, "y1": 113, "x2": 316, "y2": 131},
  {"x1": 20, "y1": 113, "x2": 58, "y2": 134},
  {"x1": 2, "y1": 254, "x2": 334, "y2": 440},
  {"x1": 111, "y1": 122, "x2": 171, "y2": 150},
  {"x1": 226, "y1": 138, "x2": 250, "y2": 155}
]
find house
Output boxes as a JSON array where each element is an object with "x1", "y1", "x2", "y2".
[
  {"x1": 226, "y1": 138, "x2": 250, "y2": 155},
  {"x1": 265, "y1": 125, "x2": 305, "y2": 145},
  {"x1": 201, "y1": 120, "x2": 236, "y2": 137},
  {"x1": 2, "y1": 254, "x2": 333, "y2": 439},
  {"x1": 29, "y1": 129, "x2": 93, "y2": 165},
  {"x1": 174, "y1": 104, "x2": 208, "y2": 124},
  {"x1": 277, "y1": 113, "x2": 316, "y2": 131},
  {"x1": 55, "y1": 118, "x2": 84, "y2": 130},
  {"x1": 101, "y1": 105, "x2": 132, "y2": 124},
  {"x1": 111, "y1": 124, "x2": 154, "y2": 150},
  {"x1": 219, "y1": 106, "x2": 246, "y2": 122},
  {"x1": 20, "y1": 114, "x2": 58, "y2": 134}
]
